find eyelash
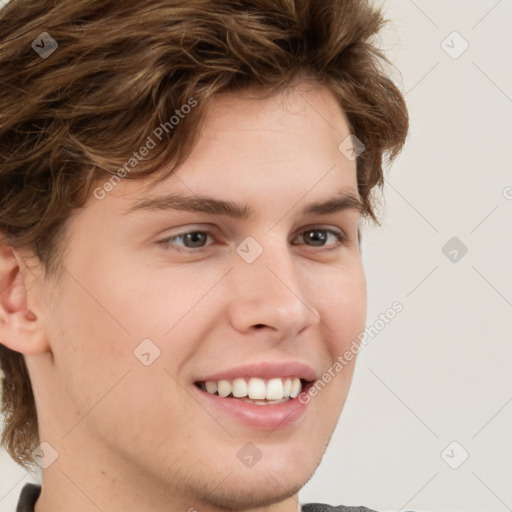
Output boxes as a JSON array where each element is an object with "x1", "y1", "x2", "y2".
[{"x1": 157, "y1": 227, "x2": 349, "y2": 253}]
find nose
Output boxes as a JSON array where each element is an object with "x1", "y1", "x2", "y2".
[{"x1": 227, "y1": 237, "x2": 320, "y2": 340}]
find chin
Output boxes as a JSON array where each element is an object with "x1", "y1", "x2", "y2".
[
  {"x1": 180, "y1": 439, "x2": 325, "y2": 510},
  {"x1": 196, "y1": 469, "x2": 309, "y2": 511}
]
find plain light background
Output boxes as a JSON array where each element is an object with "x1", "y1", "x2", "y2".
[{"x1": 1, "y1": 0, "x2": 511, "y2": 511}]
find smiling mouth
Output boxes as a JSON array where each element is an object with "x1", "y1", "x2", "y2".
[{"x1": 194, "y1": 377, "x2": 313, "y2": 405}]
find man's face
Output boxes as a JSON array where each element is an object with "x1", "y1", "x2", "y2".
[{"x1": 29, "y1": 82, "x2": 367, "y2": 510}]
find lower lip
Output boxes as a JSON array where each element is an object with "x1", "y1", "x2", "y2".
[{"x1": 193, "y1": 382, "x2": 314, "y2": 430}]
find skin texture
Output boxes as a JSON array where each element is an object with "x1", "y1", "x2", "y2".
[{"x1": 1, "y1": 81, "x2": 367, "y2": 512}]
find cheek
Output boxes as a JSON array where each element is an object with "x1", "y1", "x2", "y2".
[
  {"x1": 310, "y1": 266, "x2": 365, "y2": 415},
  {"x1": 44, "y1": 273, "x2": 187, "y2": 436},
  {"x1": 46, "y1": 278, "x2": 130, "y2": 389},
  {"x1": 321, "y1": 260, "x2": 367, "y2": 344},
  {"x1": 98, "y1": 256, "x2": 224, "y2": 341}
]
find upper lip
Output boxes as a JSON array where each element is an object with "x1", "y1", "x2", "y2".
[{"x1": 194, "y1": 361, "x2": 318, "y2": 383}]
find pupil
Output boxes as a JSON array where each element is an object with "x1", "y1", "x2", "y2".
[
  {"x1": 186, "y1": 232, "x2": 206, "y2": 247},
  {"x1": 307, "y1": 230, "x2": 325, "y2": 246}
]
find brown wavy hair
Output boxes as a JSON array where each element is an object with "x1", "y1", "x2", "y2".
[{"x1": 0, "y1": 0, "x2": 408, "y2": 469}]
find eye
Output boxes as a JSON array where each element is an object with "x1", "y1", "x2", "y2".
[
  {"x1": 158, "y1": 230, "x2": 214, "y2": 251},
  {"x1": 292, "y1": 227, "x2": 348, "y2": 249},
  {"x1": 157, "y1": 226, "x2": 348, "y2": 252}
]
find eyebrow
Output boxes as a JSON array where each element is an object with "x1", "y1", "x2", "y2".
[{"x1": 124, "y1": 190, "x2": 366, "y2": 218}]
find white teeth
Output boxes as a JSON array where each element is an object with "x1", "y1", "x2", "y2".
[
  {"x1": 283, "y1": 378, "x2": 292, "y2": 397},
  {"x1": 217, "y1": 380, "x2": 231, "y2": 397},
  {"x1": 248, "y1": 377, "x2": 267, "y2": 399},
  {"x1": 290, "y1": 377, "x2": 301, "y2": 398},
  {"x1": 205, "y1": 381, "x2": 218, "y2": 394},
  {"x1": 266, "y1": 378, "x2": 284, "y2": 400},
  {"x1": 232, "y1": 378, "x2": 248, "y2": 398},
  {"x1": 200, "y1": 376, "x2": 305, "y2": 401}
]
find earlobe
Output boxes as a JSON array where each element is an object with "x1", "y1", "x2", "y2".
[{"x1": 0, "y1": 240, "x2": 50, "y2": 355}]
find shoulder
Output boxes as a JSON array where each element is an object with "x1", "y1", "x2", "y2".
[
  {"x1": 16, "y1": 483, "x2": 41, "y2": 512},
  {"x1": 302, "y1": 504, "x2": 380, "y2": 512},
  {"x1": 302, "y1": 505, "x2": 416, "y2": 512}
]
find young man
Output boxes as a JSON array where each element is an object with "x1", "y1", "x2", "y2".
[{"x1": 0, "y1": 1, "x2": 408, "y2": 511}]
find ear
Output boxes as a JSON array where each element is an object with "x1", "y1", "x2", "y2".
[{"x1": 0, "y1": 238, "x2": 50, "y2": 355}]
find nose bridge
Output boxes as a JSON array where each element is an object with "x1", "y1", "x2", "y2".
[
  {"x1": 229, "y1": 233, "x2": 319, "y2": 335},
  {"x1": 237, "y1": 234, "x2": 296, "y2": 293}
]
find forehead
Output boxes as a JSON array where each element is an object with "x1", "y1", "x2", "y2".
[
  {"x1": 191, "y1": 83, "x2": 354, "y2": 166},
  {"x1": 90, "y1": 82, "x2": 359, "y2": 219},
  {"x1": 201, "y1": 81, "x2": 352, "y2": 135}
]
